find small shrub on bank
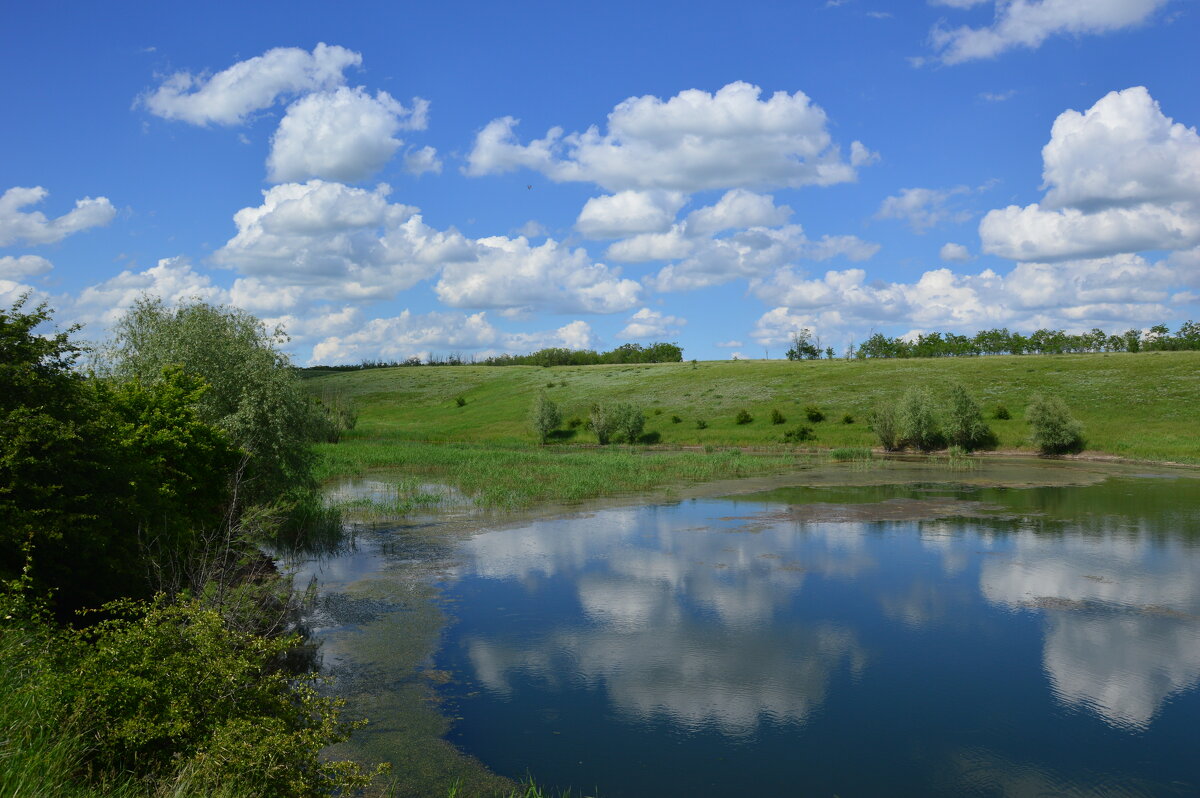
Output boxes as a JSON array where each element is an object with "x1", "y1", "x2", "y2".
[
  {"x1": 1026, "y1": 393, "x2": 1085, "y2": 454},
  {"x1": 671, "y1": 415, "x2": 682, "y2": 424},
  {"x1": 804, "y1": 405, "x2": 825, "y2": 422},
  {"x1": 529, "y1": 393, "x2": 562, "y2": 444},
  {"x1": 841, "y1": 413, "x2": 855, "y2": 424},
  {"x1": 783, "y1": 425, "x2": 815, "y2": 443},
  {"x1": 869, "y1": 404, "x2": 902, "y2": 451},
  {"x1": 735, "y1": 409, "x2": 753, "y2": 425},
  {"x1": 567, "y1": 416, "x2": 583, "y2": 429},
  {"x1": 455, "y1": 395, "x2": 466, "y2": 407},
  {"x1": 695, "y1": 419, "x2": 708, "y2": 430},
  {"x1": 589, "y1": 403, "x2": 644, "y2": 444},
  {"x1": 994, "y1": 404, "x2": 1011, "y2": 420},
  {"x1": 897, "y1": 387, "x2": 942, "y2": 452},
  {"x1": 944, "y1": 384, "x2": 993, "y2": 451},
  {"x1": 770, "y1": 408, "x2": 786, "y2": 425}
]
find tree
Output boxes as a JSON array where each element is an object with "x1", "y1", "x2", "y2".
[
  {"x1": 786, "y1": 329, "x2": 821, "y2": 360},
  {"x1": 106, "y1": 297, "x2": 329, "y2": 505},
  {"x1": 944, "y1": 384, "x2": 992, "y2": 451},
  {"x1": 529, "y1": 392, "x2": 562, "y2": 444},
  {"x1": 1026, "y1": 393, "x2": 1084, "y2": 454},
  {"x1": 897, "y1": 386, "x2": 942, "y2": 451}
]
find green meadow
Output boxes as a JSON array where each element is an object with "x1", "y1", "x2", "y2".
[{"x1": 307, "y1": 351, "x2": 1200, "y2": 509}]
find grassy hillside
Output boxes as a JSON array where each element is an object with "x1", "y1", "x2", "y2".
[{"x1": 307, "y1": 351, "x2": 1200, "y2": 464}]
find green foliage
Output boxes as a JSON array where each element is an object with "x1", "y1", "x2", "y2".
[
  {"x1": 1, "y1": 299, "x2": 241, "y2": 614},
  {"x1": 1026, "y1": 393, "x2": 1085, "y2": 454},
  {"x1": 896, "y1": 387, "x2": 942, "y2": 452},
  {"x1": 869, "y1": 404, "x2": 902, "y2": 451},
  {"x1": 841, "y1": 414, "x2": 855, "y2": 424},
  {"x1": 829, "y1": 447, "x2": 872, "y2": 461},
  {"x1": 944, "y1": 384, "x2": 993, "y2": 451},
  {"x1": 994, "y1": 404, "x2": 1011, "y2": 420},
  {"x1": 695, "y1": 419, "x2": 708, "y2": 430},
  {"x1": 566, "y1": 416, "x2": 583, "y2": 429},
  {"x1": 735, "y1": 409, "x2": 753, "y2": 425},
  {"x1": 588, "y1": 404, "x2": 616, "y2": 445},
  {"x1": 455, "y1": 395, "x2": 466, "y2": 407},
  {"x1": 783, "y1": 425, "x2": 815, "y2": 443},
  {"x1": 671, "y1": 415, "x2": 682, "y2": 424},
  {"x1": 770, "y1": 408, "x2": 786, "y2": 425},
  {"x1": 588, "y1": 403, "x2": 645, "y2": 444},
  {"x1": 529, "y1": 393, "x2": 562, "y2": 444},
  {"x1": 804, "y1": 405, "x2": 825, "y2": 422},
  {"x1": 106, "y1": 297, "x2": 325, "y2": 504},
  {"x1": 786, "y1": 329, "x2": 821, "y2": 360}
]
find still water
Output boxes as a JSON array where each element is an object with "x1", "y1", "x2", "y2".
[{"x1": 304, "y1": 464, "x2": 1200, "y2": 797}]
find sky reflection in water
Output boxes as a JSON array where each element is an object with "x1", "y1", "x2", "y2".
[{"x1": 429, "y1": 476, "x2": 1200, "y2": 797}]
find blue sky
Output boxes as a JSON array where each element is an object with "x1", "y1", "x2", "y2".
[{"x1": 2, "y1": 0, "x2": 1197, "y2": 363}]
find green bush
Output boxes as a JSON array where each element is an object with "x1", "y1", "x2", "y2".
[
  {"x1": 994, "y1": 404, "x2": 1011, "y2": 420},
  {"x1": 783, "y1": 425, "x2": 815, "y2": 443},
  {"x1": 695, "y1": 419, "x2": 708, "y2": 430},
  {"x1": 1026, "y1": 393, "x2": 1085, "y2": 454},
  {"x1": 735, "y1": 409, "x2": 753, "y2": 425},
  {"x1": 589, "y1": 403, "x2": 643, "y2": 444},
  {"x1": 770, "y1": 408, "x2": 786, "y2": 425},
  {"x1": 804, "y1": 405, "x2": 825, "y2": 422},
  {"x1": 869, "y1": 404, "x2": 901, "y2": 451},
  {"x1": 455, "y1": 395, "x2": 466, "y2": 407},
  {"x1": 670, "y1": 415, "x2": 682, "y2": 424},
  {"x1": 944, "y1": 384, "x2": 993, "y2": 451},
  {"x1": 567, "y1": 417, "x2": 583, "y2": 429},
  {"x1": 529, "y1": 393, "x2": 562, "y2": 444},
  {"x1": 897, "y1": 387, "x2": 942, "y2": 452},
  {"x1": 841, "y1": 413, "x2": 855, "y2": 424}
]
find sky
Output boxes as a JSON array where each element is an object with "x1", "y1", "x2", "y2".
[{"x1": 1, "y1": 0, "x2": 1198, "y2": 363}]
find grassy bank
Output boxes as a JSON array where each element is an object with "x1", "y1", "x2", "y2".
[{"x1": 308, "y1": 352, "x2": 1200, "y2": 466}]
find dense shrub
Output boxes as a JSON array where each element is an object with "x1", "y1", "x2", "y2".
[
  {"x1": 869, "y1": 404, "x2": 901, "y2": 451},
  {"x1": 671, "y1": 415, "x2": 682, "y2": 424},
  {"x1": 455, "y1": 395, "x2": 466, "y2": 407},
  {"x1": 897, "y1": 387, "x2": 942, "y2": 451},
  {"x1": 804, "y1": 405, "x2": 825, "y2": 422},
  {"x1": 783, "y1": 425, "x2": 815, "y2": 443},
  {"x1": 944, "y1": 384, "x2": 993, "y2": 451},
  {"x1": 994, "y1": 404, "x2": 1011, "y2": 420},
  {"x1": 695, "y1": 419, "x2": 708, "y2": 430},
  {"x1": 770, "y1": 409, "x2": 786, "y2": 425},
  {"x1": 529, "y1": 393, "x2": 562, "y2": 444},
  {"x1": 735, "y1": 409, "x2": 753, "y2": 425},
  {"x1": 841, "y1": 413, "x2": 855, "y2": 424},
  {"x1": 1026, "y1": 393, "x2": 1085, "y2": 454},
  {"x1": 589, "y1": 403, "x2": 644, "y2": 444}
]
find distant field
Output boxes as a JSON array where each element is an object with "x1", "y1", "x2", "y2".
[{"x1": 306, "y1": 352, "x2": 1200, "y2": 466}]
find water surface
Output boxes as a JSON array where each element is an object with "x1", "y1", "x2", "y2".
[{"x1": 302, "y1": 463, "x2": 1200, "y2": 797}]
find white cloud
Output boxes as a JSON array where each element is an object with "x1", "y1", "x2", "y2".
[
  {"x1": 214, "y1": 180, "x2": 471, "y2": 301},
  {"x1": 980, "y1": 89, "x2": 1017, "y2": 102},
  {"x1": 0, "y1": 254, "x2": 53, "y2": 279},
  {"x1": 715, "y1": 339, "x2": 743, "y2": 348},
  {"x1": 140, "y1": 43, "x2": 361, "y2": 125},
  {"x1": 876, "y1": 186, "x2": 972, "y2": 232},
  {"x1": 403, "y1": 145, "x2": 442, "y2": 176},
  {"x1": 646, "y1": 224, "x2": 879, "y2": 292},
  {"x1": 466, "y1": 81, "x2": 872, "y2": 192},
  {"x1": 981, "y1": 87, "x2": 1200, "y2": 262},
  {"x1": 514, "y1": 220, "x2": 548, "y2": 238},
  {"x1": 0, "y1": 186, "x2": 116, "y2": 246},
  {"x1": 684, "y1": 189, "x2": 792, "y2": 236},
  {"x1": 617, "y1": 307, "x2": 686, "y2": 340},
  {"x1": 308, "y1": 311, "x2": 597, "y2": 364},
  {"x1": 435, "y1": 235, "x2": 641, "y2": 314},
  {"x1": 266, "y1": 87, "x2": 429, "y2": 182},
  {"x1": 71, "y1": 257, "x2": 224, "y2": 326},
  {"x1": 930, "y1": 0, "x2": 1170, "y2": 65},
  {"x1": 940, "y1": 242, "x2": 972, "y2": 262},
  {"x1": 576, "y1": 190, "x2": 686, "y2": 239}
]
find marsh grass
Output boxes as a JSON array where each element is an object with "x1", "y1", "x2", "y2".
[{"x1": 317, "y1": 442, "x2": 800, "y2": 510}]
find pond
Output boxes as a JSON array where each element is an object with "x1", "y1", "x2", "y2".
[{"x1": 298, "y1": 461, "x2": 1200, "y2": 797}]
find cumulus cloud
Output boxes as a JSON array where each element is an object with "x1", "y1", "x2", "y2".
[
  {"x1": 403, "y1": 145, "x2": 442, "y2": 176},
  {"x1": 980, "y1": 87, "x2": 1200, "y2": 262},
  {"x1": 749, "y1": 250, "x2": 1191, "y2": 344},
  {"x1": 684, "y1": 188, "x2": 792, "y2": 236},
  {"x1": 140, "y1": 43, "x2": 361, "y2": 125},
  {"x1": 617, "y1": 307, "x2": 686, "y2": 340},
  {"x1": 644, "y1": 224, "x2": 880, "y2": 292},
  {"x1": 466, "y1": 81, "x2": 873, "y2": 192},
  {"x1": 940, "y1": 242, "x2": 972, "y2": 262},
  {"x1": 308, "y1": 310, "x2": 596, "y2": 364},
  {"x1": 876, "y1": 186, "x2": 972, "y2": 232},
  {"x1": 929, "y1": 0, "x2": 1169, "y2": 65},
  {"x1": 214, "y1": 180, "x2": 471, "y2": 301},
  {"x1": 576, "y1": 190, "x2": 687, "y2": 239},
  {"x1": 267, "y1": 87, "x2": 429, "y2": 182},
  {"x1": 71, "y1": 257, "x2": 224, "y2": 326},
  {"x1": 0, "y1": 186, "x2": 116, "y2": 246},
  {"x1": 0, "y1": 254, "x2": 53, "y2": 279},
  {"x1": 435, "y1": 235, "x2": 641, "y2": 314}
]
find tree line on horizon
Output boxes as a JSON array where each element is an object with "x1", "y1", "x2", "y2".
[
  {"x1": 304, "y1": 341, "x2": 684, "y2": 373},
  {"x1": 786, "y1": 321, "x2": 1200, "y2": 360}
]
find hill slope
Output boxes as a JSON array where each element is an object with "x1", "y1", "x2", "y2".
[{"x1": 306, "y1": 352, "x2": 1200, "y2": 463}]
